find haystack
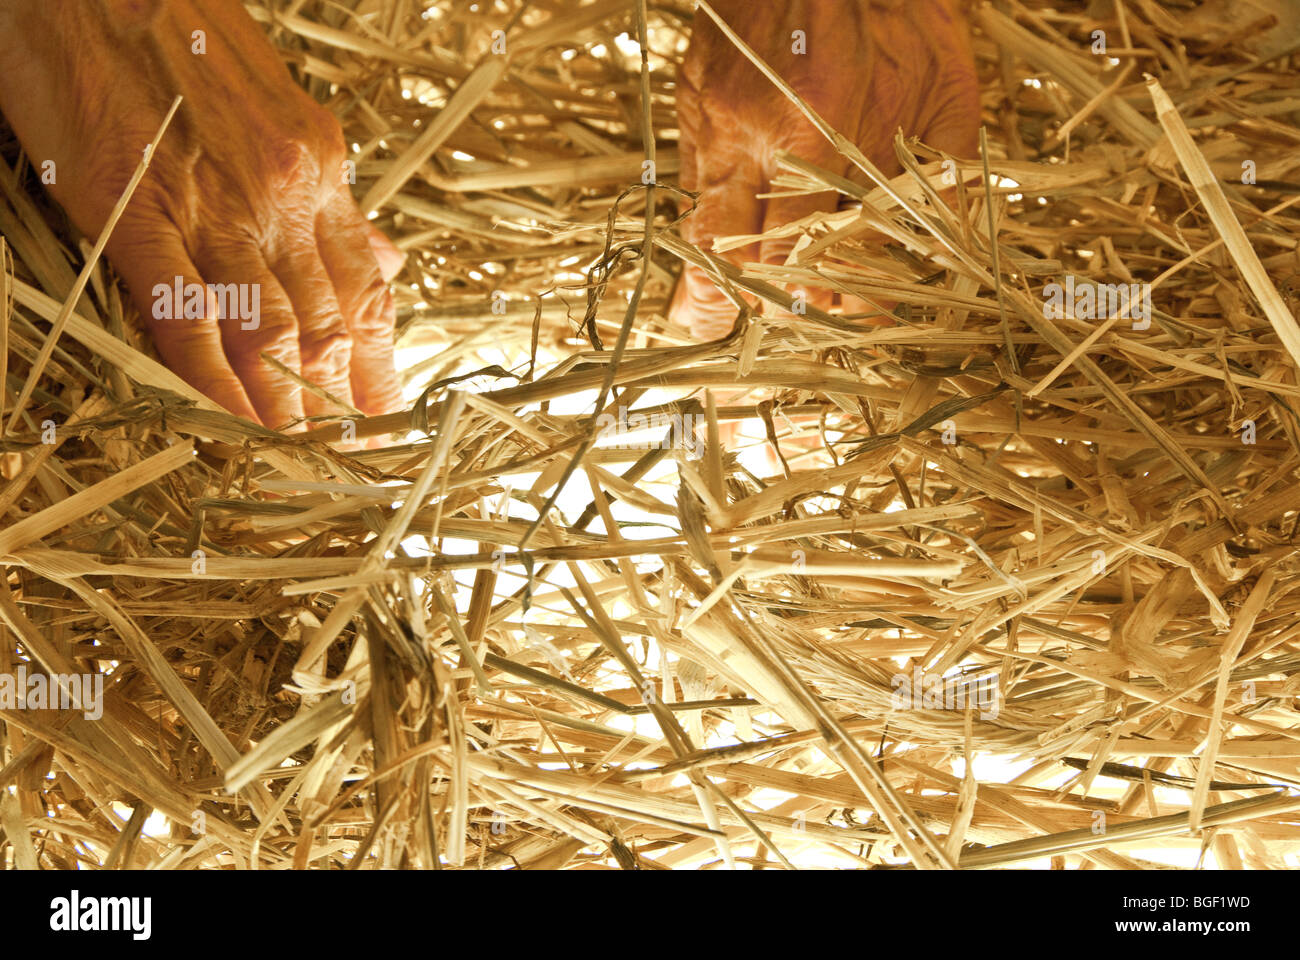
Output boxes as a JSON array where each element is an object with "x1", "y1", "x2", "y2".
[{"x1": 2, "y1": 0, "x2": 1300, "y2": 869}]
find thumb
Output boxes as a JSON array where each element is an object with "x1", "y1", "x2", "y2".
[
  {"x1": 671, "y1": 260, "x2": 751, "y2": 342},
  {"x1": 366, "y1": 223, "x2": 406, "y2": 284}
]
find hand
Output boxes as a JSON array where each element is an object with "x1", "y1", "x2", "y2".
[
  {"x1": 0, "y1": 0, "x2": 405, "y2": 427},
  {"x1": 671, "y1": 0, "x2": 980, "y2": 340}
]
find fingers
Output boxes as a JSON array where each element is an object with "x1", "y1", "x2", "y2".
[
  {"x1": 195, "y1": 242, "x2": 307, "y2": 429},
  {"x1": 752, "y1": 103, "x2": 853, "y2": 317},
  {"x1": 672, "y1": 144, "x2": 764, "y2": 340},
  {"x1": 675, "y1": 33, "x2": 703, "y2": 200},
  {"x1": 671, "y1": 33, "x2": 767, "y2": 343},
  {"x1": 681, "y1": 144, "x2": 765, "y2": 262},
  {"x1": 757, "y1": 190, "x2": 841, "y2": 270},
  {"x1": 107, "y1": 226, "x2": 261, "y2": 423},
  {"x1": 672, "y1": 262, "x2": 749, "y2": 342},
  {"x1": 841, "y1": 293, "x2": 898, "y2": 327},
  {"x1": 317, "y1": 195, "x2": 404, "y2": 416},
  {"x1": 270, "y1": 244, "x2": 358, "y2": 418},
  {"x1": 671, "y1": 45, "x2": 739, "y2": 340},
  {"x1": 757, "y1": 189, "x2": 842, "y2": 318},
  {"x1": 914, "y1": 1, "x2": 981, "y2": 160}
]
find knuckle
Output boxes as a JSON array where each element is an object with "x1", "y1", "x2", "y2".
[
  {"x1": 300, "y1": 325, "x2": 353, "y2": 367},
  {"x1": 266, "y1": 108, "x2": 346, "y2": 191},
  {"x1": 237, "y1": 310, "x2": 295, "y2": 343},
  {"x1": 348, "y1": 280, "x2": 396, "y2": 338},
  {"x1": 267, "y1": 136, "x2": 321, "y2": 189}
]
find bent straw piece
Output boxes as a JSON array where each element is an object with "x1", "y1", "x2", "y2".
[
  {"x1": 57, "y1": 574, "x2": 281, "y2": 825},
  {"x1": 0, "y1": 441, "x2": 195, "y2": 557},
  {"x1": 512, "y1": 1, "x2": 661, "y2": 557},
  {"x1": 7, "y1": 95, "x2": 183, "y2": 433},
  {"x1": 362, "y1": 57, "x2": 508, "y2": 214},
  {"x1": 292, "y1": 391, "x2": 467, "y2": 684},
  {"x1": 960, "y1": 792, "x2": 1300, "y2": 869},
  {"x1": 259, "y1": 350, "x2": 363, "y2": 417},
  {"x1": 977, "y1": 6, "x2": 1161, "y2": 149},
  {"x1": 10, "y1": 278, "x2": 219, "y2": 411},
  {"x1": 1147, "y1": 76, "x2": 1300, "y2": 371},
  {"x1": 247, "y1": 6, "x2": 467, "y2": 76},
  {"x1": 424, "y1": 150, "x2": 681, "y2": 193},
  {"x1": 0, "y1": 392, "x2": 109, "y2": 517},
  {"x1": 1188, "y1": 569, "x2": 1276, "y2": 833},
  {"x1": 11, "y1": 280, "x2": 325, "y2": 483}
]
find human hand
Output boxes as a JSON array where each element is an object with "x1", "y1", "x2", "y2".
[
  {"x1": 671, "y1": 0, "x2": 980, "y2": 340},
  {"x1": 0, "y1": 0, "x2": 405, "y2": 427}
]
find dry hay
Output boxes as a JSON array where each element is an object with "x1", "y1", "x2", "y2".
[{"x1": 2, "y1": 0, "x2": 1300, "y2": 870}]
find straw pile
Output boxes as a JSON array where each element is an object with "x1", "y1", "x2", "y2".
[{"x1": 3, "y1": 0, "x2": 1300, "y2": 869}]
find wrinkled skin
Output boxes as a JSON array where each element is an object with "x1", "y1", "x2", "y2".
[
  {"x1": 0, "y1": 0, "x2": 404, "y2": 427},
  {"x1": 672, "y1": 0, "x2": 980, "y2": 340}
]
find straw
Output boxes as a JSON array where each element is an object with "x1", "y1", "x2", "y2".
[{"x1": 2, "y1": 0, "x2": 1299, "y2": 871}]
